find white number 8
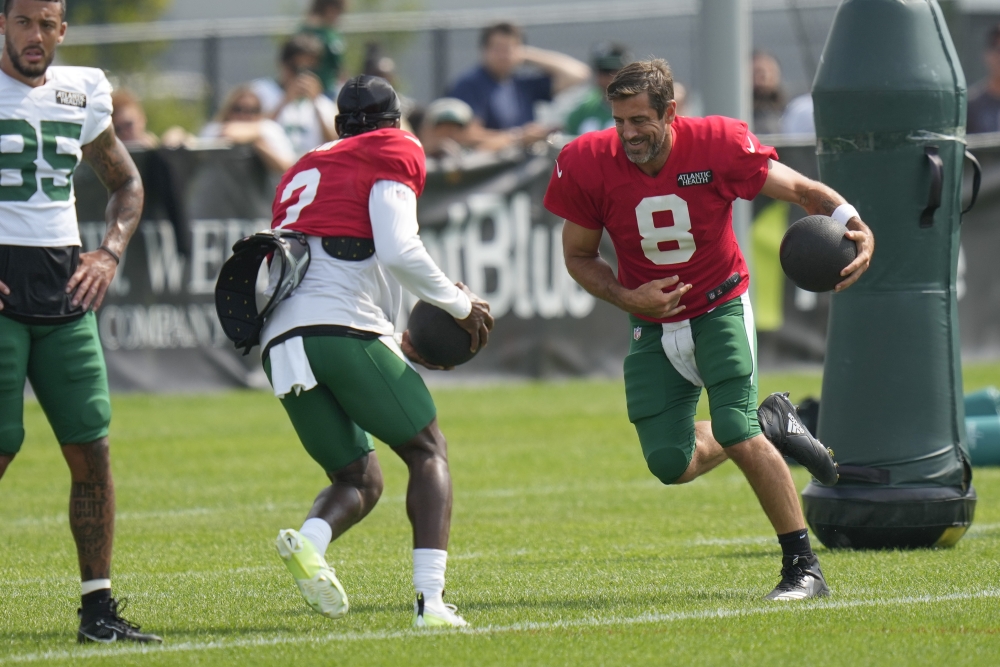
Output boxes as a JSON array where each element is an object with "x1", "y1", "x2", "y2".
[{"x1": 635, "y1": 194, "x2": 696, "y2": 265}]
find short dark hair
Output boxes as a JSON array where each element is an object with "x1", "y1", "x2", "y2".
[
  {"x1": 280, "y1": 34, "x2": 324, "y2": 66},
  {"x1": 480, "y1": 22, "x2": 522, "y2": 49},
  {"x1": 989, "y1": 24, "x2": 1000, "y2": 50},
  {"x1": 310, "y1": 0, "x2": 345, "y2": 14},
  {"x1": 3, "y1": 0, "x2": 66, "y2": 18},
  {"x1": 607, "y1": 59, "x2": 675, "y2": 118}
]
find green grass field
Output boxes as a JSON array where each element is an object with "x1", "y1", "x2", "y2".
[{"x1": 2, "y1": 365, "x2": 1000, "y2": 666}]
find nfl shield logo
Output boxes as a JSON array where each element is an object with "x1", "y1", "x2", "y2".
[{"x1": 633, "y1": 326, "x2": 642, "y2": 341}]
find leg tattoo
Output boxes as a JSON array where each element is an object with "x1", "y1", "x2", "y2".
[{"x1": 63, "y1": 439, "x2": 116, "y2": 582}]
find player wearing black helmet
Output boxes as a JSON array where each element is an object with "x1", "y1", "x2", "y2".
[
  {"x1": 263, "y1": 75, "x2": 493, "y2": 628},
  {"x1": 334, "y1": 74, "x2": 402, "y2": 137}
]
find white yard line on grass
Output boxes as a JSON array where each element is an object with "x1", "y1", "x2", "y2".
[{"x1": 2, "y1": 589, "x2": 998, "y2": 664}]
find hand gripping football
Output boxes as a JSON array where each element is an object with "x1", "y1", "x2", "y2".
[
  {"x1": 407, "y1": 300, "x2": 478, "y2": 368},
  {"x1": 779, "y1": 215, "x2": 858, "y2": 293}
]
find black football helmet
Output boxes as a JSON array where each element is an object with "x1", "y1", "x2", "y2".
[{"x1": 335, "y1": 75, "x2": 402, "y2": 137}]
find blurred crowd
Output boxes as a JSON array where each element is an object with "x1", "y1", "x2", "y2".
[
  {"x1": 112, "y1": 1, "x2": 1000, "y2": 183},
  {"x1": 112, "y1": 1, "x2": 700, "y2": 172}
]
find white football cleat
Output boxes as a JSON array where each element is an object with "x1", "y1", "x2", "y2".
[{"x1": 413, "y1": 593, "x2": 468, "y2": 628}]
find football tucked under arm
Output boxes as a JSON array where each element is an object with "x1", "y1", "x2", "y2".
[{"x1": 369, "y1": 180, "x2": 472, "y2": 319}]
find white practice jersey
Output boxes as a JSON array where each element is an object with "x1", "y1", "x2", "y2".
[{"x1": 0, "y1": 66, "x2": 113, "y2": 248}]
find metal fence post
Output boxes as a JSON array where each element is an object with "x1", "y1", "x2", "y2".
[
  {"x1": 205, "y1": 33, "x2": 221, "y2": 118},
  {"x1": 432, "y1": 27, "x2": 449, "y2": 98}
]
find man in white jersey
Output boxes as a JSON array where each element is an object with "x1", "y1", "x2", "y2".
[{"x1": 0, "y1": 0, "x2": 161, "y2": 644}]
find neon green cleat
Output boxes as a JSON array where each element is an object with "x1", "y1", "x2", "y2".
[
  {"x1": 275, "y1": 529, "x2": 349, "y2": 619},
  {"x1": 412, "y1": 593, "x2": 468, "y2": 628}
]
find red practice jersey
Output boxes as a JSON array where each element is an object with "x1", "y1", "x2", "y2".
[
  {"x1": 544, "y1": 116, "x2": 777, "y2": 323},
  {"x1": 272, "y1": 128, "x2": 426, "y2": 237}
]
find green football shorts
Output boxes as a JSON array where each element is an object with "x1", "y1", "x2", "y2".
[
  {"x1": 263, "y1": 335, "x2": 437, "y2": 473},
  {"x1": 0, "y1": 312, "x2": 112, "y2": 455},
  {"x1": 624, "y1": 293, "x2": 761, "y2": 485}
]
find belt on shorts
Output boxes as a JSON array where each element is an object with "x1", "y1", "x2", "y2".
[
  {"x1": 705, "y1": 272, "x2": 741, "y2": 304},
  {"x1": 263, "y1": 325, "x2": 381, "y2": 360},
  {"x1": 322, "y1": 236, "x2": 375, "y2": 261}
]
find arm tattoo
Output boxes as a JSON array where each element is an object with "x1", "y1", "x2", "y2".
[
  {"x1": 81, "y1": 127, "x2": 145, "y2": 257},
  {"x1": 818, "y1": 197, "x2": 839, "y2": 216},
  {"x1": 799, "y1": 185, "x2": 843, "y2": 217}
]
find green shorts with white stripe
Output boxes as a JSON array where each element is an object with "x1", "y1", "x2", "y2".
[{"x1": 624, "y1": 293, "x2": 760, "y2": 485}]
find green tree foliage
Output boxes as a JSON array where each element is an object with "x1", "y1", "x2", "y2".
[
  {"x1": 338, "y1": 0, "x2": 422, "y2": 92},
  {"x1": 60, "y1": 0, "x2": 173, "y2": 73},
  {"x1": 66, "y1": 0, "x2": 172, "y2": 26}
]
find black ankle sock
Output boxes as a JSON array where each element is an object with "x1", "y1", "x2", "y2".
[
  {"x1": 81, "y1": 588, "x2": 111, "y2": 609},
  {"x1": 777, "y1": 529, "x2": 813, "y2": 560}
]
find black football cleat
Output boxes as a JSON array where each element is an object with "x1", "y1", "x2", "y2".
[
  {"x1": 78, "y1": 597, "x2": 163, "y2": 644},
  {"x1": 758, "y1": 392, "x2": 839, "y2": 486},
  {"x1": 764, "y1": 554, "x2": 830, "y2": 601}
]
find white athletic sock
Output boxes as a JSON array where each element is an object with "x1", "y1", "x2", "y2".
[
  {"x1": 81, "y1": 579, "x2": 111, "y2": 596},
  {"x1": 299, "y1": 518, "x2": 333, "y2": 555},
  {"x1": 413, "y1": 548, "x2": 448, "y2": 610}
]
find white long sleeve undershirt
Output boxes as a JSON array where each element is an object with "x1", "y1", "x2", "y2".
[
  {"x1": 259, "y1": 179, "x2": 470, "y2": 350},
  {"x1": 369, "y1": 180, "x2": 472, "y2": 320}
]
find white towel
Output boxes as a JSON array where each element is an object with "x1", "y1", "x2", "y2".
[
  {"x1": 269, "y1": 337, "x2": 318, "y2": 398},
  {"x1": 660, "y1": 320, "x2": 704, "y2": 387}
]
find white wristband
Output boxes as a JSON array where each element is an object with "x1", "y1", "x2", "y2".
[{"x1": 831, "y1": 204, "x2": 859, "y2": 226}]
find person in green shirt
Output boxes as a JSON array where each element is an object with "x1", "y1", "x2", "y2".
[
  {"x1": 299, "y1": 0, "x2": 347, "y2": 96},
  {"x1": 564, "y1": 42, "x2": 630, "y2": 135}
]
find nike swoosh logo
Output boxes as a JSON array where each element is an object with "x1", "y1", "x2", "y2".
[
  {"x1": 746, "y1": 134, "x2": 756, "y2": 153},
  {"x1": 556, "y1": 160, "x2": 563, "y2": 178}
]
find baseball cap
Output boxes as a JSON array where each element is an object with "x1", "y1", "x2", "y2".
[
  {"x1": 591, "y1": 42, "x2": 631, "y2": 73},
  {"x1": 425, "y1": 98, "x2": 474, "y2": 126}
]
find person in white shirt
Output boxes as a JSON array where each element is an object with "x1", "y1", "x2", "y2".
[
  {"x1": 251, "y1": 34, "x2": 338, "y2": 157},
  {"x1": 199, "y1": 85, "x2": 296, "y2": 174},
  {"x1": 0, "y1": 0, "x2": 160, "y2": 644}
]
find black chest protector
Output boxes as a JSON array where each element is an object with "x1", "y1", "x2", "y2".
[{"x1": 214, "y1": 230, "x2": 310, "y2": 355}]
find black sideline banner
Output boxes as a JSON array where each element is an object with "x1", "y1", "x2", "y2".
[{"x1": 69, "y1": 141, "x2": 1000, "y2": 392}]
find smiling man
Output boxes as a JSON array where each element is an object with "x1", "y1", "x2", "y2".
[
  {"x1": 0, "y1": 0, "x2": 161, "y2": 644},
  {"x1": 544, "y1": 59, "x2": 874, "y2": 601}
]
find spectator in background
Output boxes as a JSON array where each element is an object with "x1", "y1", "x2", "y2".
[
  {"x1": 781, "y1": 93, "x2": 815, "y2": 135},
  {"x1": 565, "y1": 42, "x2": 630, "y2": 135},
  {"x1": 448, "y1": 22, "x2": 590, "y2": 135},
  {"x1": 419, "y1": 97, "x2": 538, "y2": 157},
  {"x1": 752, "y1": 51, "x2": 786, "y2": 135},
  {"x1": 111, "y1": 89, "x2": 159, "y2": 149},
  {"x1": 200, "y1": 86, "x2": 296, "y2": 175},
  {"x1": 299, "y1": 0, "x2": 347, "y2": 96},
  {"x1": 968, "y1": 24, "x2": 1000, "y2": 133},
  {"x1": 252, "y1": 35, "x2": 339, "y2": 157},
  {"x1": 112, "y1": 89, "x2": 192, "y2": 149},
  {"x1": 363, "y1": 41, "x2": 416, "y2": 133}
]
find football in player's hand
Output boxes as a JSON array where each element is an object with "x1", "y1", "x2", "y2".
[
  {"x1": 779, "y1": 215, "x2": 858, "y2": 293},
  {"x1": 407, "y1": 300, "x2": 478, "y2": 368}
]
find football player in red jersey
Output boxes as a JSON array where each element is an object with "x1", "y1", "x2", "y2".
[
  {"x1": 545, "y1": 60, "x2": 874, "y2": 601},
  {"x1": 263, "y1": 76, "x2": 493, "y2": 627}
]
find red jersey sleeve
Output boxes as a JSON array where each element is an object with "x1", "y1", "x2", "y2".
[
  {"x1": 370, "y1": 131, "x2": 427, "y2": 197},
  {"x1": 717, "y1": 119, "x2": 778, "y2": 202},
  {"x1": 543, "y1": 140, "x2": 604, "y2": 230}
]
